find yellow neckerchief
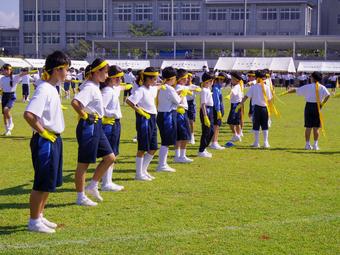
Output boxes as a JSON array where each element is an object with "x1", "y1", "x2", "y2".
[
  {"x1": 139, "y1": 71, "x2": 159, "y2": 85},
  {"x1": 258, "y1": 78, "x2": 270, "y2": 116},
  {"x1": 262, "y1": 78, "x2": 280, "y2": 117},
  {"x1": 41, "y1": 64, "x2": 69, "y2": 81},
  {"x1": 109, "y1": 71, "x2": 124, "y2": 78},
  {"x1": 91, "y1": 60, "x2": 108, "y2": 73},
  {"x1": 315, "y1": 81, "x2": 325, "y2": 136}
]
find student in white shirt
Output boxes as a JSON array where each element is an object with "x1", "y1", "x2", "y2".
[
  {"x1": 225, "y1": 72, "x2": 243, "y2": 146},
  {"x1": 156, "y1": 67, "x2": 187, "y2": 172},
  {"x1": 0, "y1": 64, "x2": 25, "y2": 136},
  {"x1": 285, "y1": 71, "x2": 330, "y2": 150},
  {"x1": 71, "y1": 58, "x2": 116, "y2": 206},
  {"x1": 126, "y1": 67, "x2": 159, "y2": 181},
  {"x1": 247, "y1": 71, "x2": 257, "y2": 120},
  {"x1": 186, "y1": 73, "x2": 201, "y2": 144},
  {"x1": 100, "y1": 65, "x2": 132, "y2": 191},
  {"x1": 238, "y1": 70, "x2": 273, "y2": 148},
  {"x1": 21, "y1": 68, "x2": 33, "y2": 102},
  {"x1": 24, "y1": 50, "x2": 70, "y2": 234},
  {"x1": 198, "y1": 72, "x2": 215, "y2": 158},
  {"x1": 123, "y1": 68, "x2": 136, "y2": 104}
]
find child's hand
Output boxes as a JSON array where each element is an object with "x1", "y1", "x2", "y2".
[
  {"x1": 176, "y1": 107, "x2": 185, "y2": 115},
  {"x1": 235, "y1": 104, "x2": 242, "y2": 112},
  {"x1": 102, "y1": 116, "x2": 115, "y2": 125},
  {"x1": 204, "y1": 115, "x2": 211, "y2": 127},
  {"x1": 217, "y1": 111, "x2": 222, "y2": 120},
  {"x1": 137, "y1": 108, "x2": 150, "y2": 119},
  {"x1": 39, "y1": 130, "x2": 57, "y2": 143}
]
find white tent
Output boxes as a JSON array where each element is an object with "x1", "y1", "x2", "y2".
[
  {"x1": 0, "y1": 57, "x2": 32, "y2": 68},
  {"x1": 106, "y1": 60, "x2": 150, "y2": 70},
  {"x1": 161, "y1": 60, "x2": 208, "y2": 71},
  {"x1": 71, "y1": 60, "x2": 89, "y2": 70},
  {"x1": 24, "y1": 58, "x2": 45, "y2": 68},
  {"x1": 297, "y1": 61, "x2": 340, "y2": 73},
  {"x1": 214, "y1": 57, "x2": 296, "y2": 72}
]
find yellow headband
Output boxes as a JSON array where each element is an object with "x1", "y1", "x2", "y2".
[
  {"x1": 188, "y1": 73, "x2": 193, "y2": 77},
  {"x1": 203, "y1": 79, "x2": 214, "y2": 84},
  {"x1": 41, "y1": 64, "x2": 69, "y2": 81},
  {"x1": 266, "y1": 74, "x2": 270, "y2": 78},
  {"x1": 91, "y1": 60, "x2": 108, "y2": 73},
  {"x1": 216, "y1": 76, "x2": 226, "y2": 80},
  {"x1": 248, "y1": 74, "x2": 256, "y2": 77},
  {"x1": 177, "y1": 74, "x2": 189, "y2": 81},
  {"x1": 109, "y1": 72, "x2": 124, "y2": 78},
  {"x1": 143, "y1": 71, "x2": 159, "y2": 76}
]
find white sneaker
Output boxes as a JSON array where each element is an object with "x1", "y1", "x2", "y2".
[
  {"x1": 240, "y1": 131, "x2": 244, "y2": 137},
  {"x1": 156, "y1": 165, "x2": 176, "y2": 172},
  {"x1": 102, "y1": 183, "x2": 124, "y2": 192},
  {"x1": 28, "y1": 220, "x2": 55, "y2": 234},
  {"x1": 210, "y1": 143, "x2": 225, "y2": 150},
  {"x1": 174, "y1": 156, "x2": 193, "y2": 163},
  {"x1": 135, "y1": 175, "x2": 152, "y2": 181},
  {"x1": 76, "y1": 196, "x2": 98, "y2": 206},
  {"x1": 85, "y1": 186, "x2": 103, "y2": 202},
  {"x1": 132, "y1": 137, "x2": 137, "y2": 143},
  {"x1": 231, "y1": 135, "x2": 241, "y2": 142},
  {"x1": 251, "y1": 143, "x2": 260, "y2": 148},
  {"x1": 3, "y1": 130, "x2": 11, "y2": 136},
  {"x1": 41, "y1": 217, "x2": 57, "y2": 229},
  {"x1": 313, "y1": 145, "x2": 320, "y2": 151},
  {"x1": 305, "y1": 144, "x2": 312, "y2": 150},
  {"x1": 8, "y1": 122, "x2": 14, "y2": 131},
  {"x1": 189, "y1": 137, "x2": 195, "y2": 145},
  {"x1": 197, "y1": 150, "x2": 212, "y2": 158},
  {"x1": 263, "y1": 142, "x2": 270, "y2": 148},
  {"x1": 145, "y1": 172, "x2": 155, "y2": 180}
]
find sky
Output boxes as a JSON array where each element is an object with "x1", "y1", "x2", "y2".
[{"x1": 0, "y1": 0, "x2": 19, "y2": 28}]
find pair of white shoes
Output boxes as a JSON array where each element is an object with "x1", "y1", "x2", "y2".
[
  {"x1": 135, "y1": 170, "x2": 155, "y2": 181},
  {"x1": 174, "y1": 156, "x2": 193, "y2": 163},
  {"x1": 28, "y1": 216, "x2": 58, "y2": 234},
  {"x1": 76, "y1": 185, "x2": 104, "y2": 206},
  {"x1": 156, "y1": 164, "x2": 176, "y2": 173},
  {"x1": 102, "y1": 183, "x2": 124, "y2": 192},
  {"x1": 210, "y1": 143, "x2": 225, "y2": 150},
  {"x1": 305, "y1": 144, "x2": 319, "y2": 151},
  {"x1": 251, "y1": 142, "x2": 270, "y2": 148},
  {"x1": 197, "y1": 149, "x2": 212, "y2": 158},
  {"x1": 231, "y1": 135, "x2": 242, "y2": 142}
]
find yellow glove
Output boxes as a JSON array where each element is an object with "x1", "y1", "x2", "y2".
[
  {"x1": 225, "y1": 95, "x2": 231, "y2": 100},
  {"x1": 279, "y1": 91, "x2": 289, "y2": 96},
  {"x1": 180, "y1": 89, "x2": 189, "y2": 97},
  {"x1": 204, "y1": 115, "x2": 211, "y2": 127},
  {"x1": 71, "y1": 80, "x2": 81, "y2": 83},
  {"x1": 235, "y1": 104, "x2": 242, "y2": 112},
  {"x1": 124, "y1": 84, "x2": 133, "y2": 90},
  {"x1": 187, "y1": 90, "x2": 193, "y2": 96},
  {"x1": 194, "y1": 87, "x2": 202, "y2": 92},
  {"x1": 137, "y1": 108, "x2": 150, "y2": 119},
  {"x1": 217, "y1": 111, "x2": 222, "y2": 120},
  {"x1": 102, "y1": 116, "x2": 115, "y2": 125},
  {"x1": 39, "y1": 129, "x2": 57, "y2": 143},
  {"x1": 61, "y1": 105, "x2": 68, "y2": 110},
  {"x1": 177, "y1": 107, "x2": 185, "y2": 115},
  {"x1": 80, "y1": 112, "x2": 99, "y2": 124},
  {"x1": 160, "y1": 85, "x2": 166, "y2": 90}
]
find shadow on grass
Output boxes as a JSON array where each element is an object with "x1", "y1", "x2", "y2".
[
  {"x1": 0, "y1": 202, "x2": 74, "y2": 211},
  {"x1": 0, "y1": 225, "x2": 27, "y2": 235},
  {"x1": 0, "y1": 184, "x2": 30, "y2": 196},
  {"x1": 0, "y1": 135, "x2": 30, "y2": 141}
]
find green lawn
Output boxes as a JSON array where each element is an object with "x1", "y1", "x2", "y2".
[{"x1": 0, "y1": 88, "x2": 339, "y2": 255}]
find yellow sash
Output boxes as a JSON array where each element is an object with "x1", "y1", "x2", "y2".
[
  {"x1": 315, "y1": 82, "x2": 325, "y2": 136},
  {"x1": 259, "y1": 79, "x2": 270, "y2": 117}
]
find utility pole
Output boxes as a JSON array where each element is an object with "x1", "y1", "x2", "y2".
[
  {"x1": 171, "y1": 0, "x2": 174, "y2": 37},
  {"x1": 244, "y1": 0, "x2": 247, "y2": 36},
  {"x1": 35, "y1": 0, "x2": 39, "y2": 58}
]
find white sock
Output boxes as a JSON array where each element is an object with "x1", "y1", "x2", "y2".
[
  {"x1": 191, "y1": 134, "x2": 195, "y2": 140},
  {"x1": 77, "y1": 192, "x2": 86, "y2": 200},
  {"x1": 254, "y1": 131, "x2": 260, "y2": 145},
  {"x1": 102, "y1": 165, "x2": 113, "y2": 187},
  {"x1": 175, "y1": 149, "x2": 180, "y2": 158},
  {"x1": 158, "y1": 146, "x2": 168, "y2": 168},
  {"x1": 29, "y1": 218, "x2": 41, "y2": 225},
  {"x1": 136, "y1": 157, "x2": 144, "y2": 177},
  {"x1": 142, "y1": 153, "x2": 154, "y2": 174},
  {"x1": 9, "y1": 117, "x2": 13, "y2": 126},
  {"x1": 306, "y1": 140, "x2": 310, "y2": 146},
  {"x1": 314, "y1": 140, "x2": 318, "y2": 147},
  {"x1": 88, "y1": 180, "x2": 98, "y2": 189},
  {"x1": 180, "y1": 148, "x2": 186, "y2": 158},
  {"x1": 263, "y1": 130, "x2": 269, "y2": 144}
]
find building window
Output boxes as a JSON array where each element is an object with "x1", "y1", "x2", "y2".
[
  {"x1": 182, "y1": 3, "x2": 200, "y2": 21},
  {"x1": 135, "y1": 4, "x2": 152, "y2": 21},
  {"x1": 24, "y1": 33, "x2": 41, "y2": 44},
  {"x1": 114, "y1": 4, "x2": 132, "y2": 21},
  {"x1": 66, "y1": 33, "x2": 86, "y2": 44},
  {"x1": 208, "y1": 8, "x2": 227, "y2": 21},
  {"x1": 260, "y1": 8, "x2": 277, "y2": 20},
  {"x1": 42, "y1": 10, "x2": 60, "y2": 22},
  {"x1": 280, "y1": 8, "x2": 300, "y2": 20},
  {"x1": 159, "y1": 3, "x2": 179, "y2": 21},
  {"x1": 42, "y1": 33, "x2": 60, "y2": 44},
  {"x1": 1, "y1": 36, "x2": 19, "y2": 47},
  {"x1": 86, "y1": 32, "x2": 102, "y2": 39},
  {"x1": 87, "y1": 10, "x2": 104, "y2": 22},
  {"x1": 182, "y1": 32, "x2": 199, "y2": 36},
  {"x1": 23, "y1": 10, "x2": 41, "y2": 22},
  {"x1": 230, "y1": 8, "x2": 249, "y2": 20},
  {"x1": 208, "y1": 32, "x2": 223, "y2": 36}
]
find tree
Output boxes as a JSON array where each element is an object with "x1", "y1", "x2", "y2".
[
  {"x1": 66, "y1": 40, "x2": 91, "y2": 60},
  {"x1": 128, "y1": 22, "x2": 165, "y2": 37}
]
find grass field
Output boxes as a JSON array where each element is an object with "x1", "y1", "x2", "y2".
[{"x1": 0, "y1": 88, "x2": 339, "y2": 255}]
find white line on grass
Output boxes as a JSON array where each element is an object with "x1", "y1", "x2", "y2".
[{"x1": 1, "y1": 213, "x2": 339, "y2": 250}]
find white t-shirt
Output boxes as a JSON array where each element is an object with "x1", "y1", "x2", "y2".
[
  {"x1": 21, "y1": 74, "x2": 33, "y2": 84},
  {"x1": 330, "y1": 75, "x2": 338, "y2": 82},
  {"x1": 25, "y1": 81, "x2": 65, "y2": 134},
  {"x1": 186, "y1": 84, "x2": 200, "y2": 101},
  {"x1": 127, "y1": 85, "x2": 157, "y2": 114},
  {"x1": 124, "y1": 72, "x2": 136, "y2": 84},
  {"x1": 175, "y1": 84, "x2": 189, "y2": 110},
  {"x1": 246, "y1": 83, "x2": 273, "y2": 107},
  {"x1": 200, "y1": 87, "x2": 213, "y2": 107},
  {"x1": 0, "y1": 75, "x2": 22, "y2": 92},
  {"x1": 102, "y1": 86, "x2": 122, "y2": 119},
  {"x1": 157, "y1": 84, "x2": 181, "y2": 112},
  {"x1": 230, "y1": 84, "x2": 243, "y2": 104},
  {"x1": 296, "y1": 83, "x2": 330, "y2": 103},
  {"x1": 76, "y1": 72, "x2": 84, "y2": 81},
  {"x1": 74, "y1": 80, "x2": 104, "y2": 117},
  {"x1": 298, "y1": 74, "x2": 307, "y2": 81}
]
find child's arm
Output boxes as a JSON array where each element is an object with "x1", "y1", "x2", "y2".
[
  {"x1": 71, "y1": 99, "x2": 87, "y2": 119},
  {"x1": 24, "y1": 111, "x2": 56, "y2": 142},
  {"x1": 321, "y1": 95, "x2": 330, "y2": 109},
  {"x1": 201, "y1": 103, "x2": 211, "y2": 127},
  {"x1": 126, "y1": 98, "x2": 150, "y2": 119}
]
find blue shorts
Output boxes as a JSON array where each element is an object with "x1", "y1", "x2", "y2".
[
  {"x1": 22, "y1": 84, "x2": 29, "y2": 96},
  {"x1": 64, "y1": 82, "x2": 70, "y2": 91},
  {"x1": 56, "y1": 86, "x2": 60, "y2": 94},
  {"x1": 304, "y1": 102, "x2": 320, "y2": 128},
  {"x1": 102, "y1": 119, "x2": 121, "y2": 156},
  {"x1": 76, "y1": 119, "x2": 113, "y2": 163},
  {"x1": 253, "y1": 105, "x2": 269, "y2": 131},
  {"x1": 227, "y1": 103, "x2": 241, "y2": 125},
  {"x1": 30, "y1": 133, "x2": 63, "y2": 192},
  {"x1": 157, "y1": 111, "x2": 177, "y2": 146},
  {"x1": 199, "y1": 106, "x2": 214, "y2": 152},
  {"x1": 177, "y1": 111, "x2": 191, "y2": 141},
  {"x1": 1, "y1": 92, "x2": 16, "y2": 111},
  {"x1": 187, "y1": 100, "x2": 196, "y2": 121},
  {"x1": 71, "y1": 82, "x2": 76, "y2": 89},
  {"x1": 213, "y1": 106, "x2": 224, "y2": 126},
  {"x1": 136, "y1": 113, "x2": 158, "y2": 152}
]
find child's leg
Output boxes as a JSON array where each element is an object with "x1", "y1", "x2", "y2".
[
  {"x1": 212, "y1": 125, "x2": 219, "y2": 143},
  {"x1": 235, "y1": 125, "x2": 241, "y2": 136},
  {"x1": 158, "y1": 145, "x2": 169, "y2": 168},
  {"x1": 175, "y1": 142, "x2": 180, "y2": 159},
  {"x1": 39, "y1": 192, "x2": 49, "y2": 215},
  {"x1": 143, "y1": 150, "x2": 156, "y2": 178},
  {"x1": 75, "y1": 163, "x2": 90, "y2": 192},
  {"x1": 312, "y1": 127, "x2": 319, "y2": 149},
  {"x1": 30, "y1": 190, "x2": 48, "y2": 219},
  {"x1": 305, "y1": 128, "x2": 312, "y2": 144},
  {"x1": 92, "y1": 153, "x2": 116, "y2": 182}
]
